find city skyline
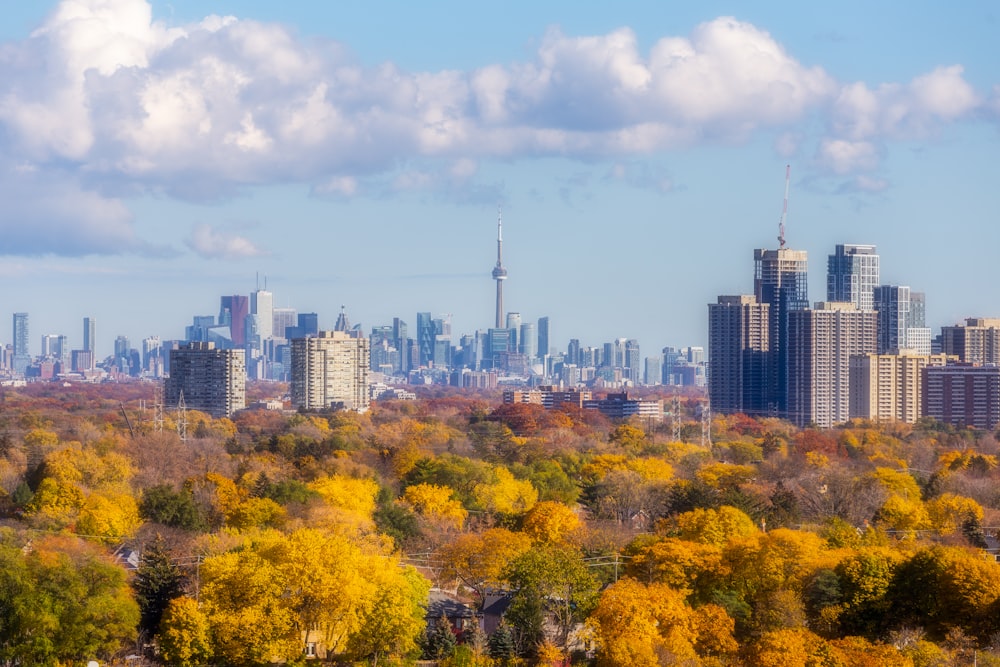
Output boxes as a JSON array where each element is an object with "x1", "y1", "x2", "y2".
[{"x1": 1, "y1": 1, "x2": 998, "y2": 355}]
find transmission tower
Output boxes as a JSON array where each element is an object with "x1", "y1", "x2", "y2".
[
  {"x1": 176, "y1": 391, "x2": 188, "y2": 443},
  {"x1": 671, "y1": 395, "x2": 681, "y2": 442},
  {"x1": 153, "y1": 382, "x2": 164, "y2": 433}
]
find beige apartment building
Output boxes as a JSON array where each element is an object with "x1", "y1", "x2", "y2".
[
  {"x1": 849, "y1": 351, "x2": 952, "y2": 423},
  {"x1": 291, "y1": 331, "x2": 370, "y2": 412}
]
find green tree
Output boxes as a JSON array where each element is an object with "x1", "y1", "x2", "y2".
[
  {"x1": 487, "y1": 623, "x2": 516, "y2": 665},
  {"x1": 424, "y1": 614, "x2": 457, "y2": 660},
  {"x1": 0, "y1": 533, "x2": 139, "y2": 665},
  {"x1": 504, "y1": 544, "x2": 599, "y2": 655},
  {"x1": 134, "y1": 536, "x2": 186, "y2": 635}
]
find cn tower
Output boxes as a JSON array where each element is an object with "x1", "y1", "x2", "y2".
[{"x1": 491, "y1": 206, "x2": 508, "y2": 328}]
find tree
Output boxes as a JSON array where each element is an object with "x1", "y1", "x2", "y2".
[
  {"x1": 472, "y1": 465, "x2": 538, "y2": 516},
  {"x1": 0, "y1": 533, "x2": 140, "y2": 665},
  {"x1": 134, "y1": 536, "x2": 186, "y2": 636},
  {"x1": 504, "y1": 544, "x2": 599, "y2": 655},
  {"x1": 346, "y1": 564, "x2": 430, "y2": 665},
  {"x1": 402, "y1": 483, "x2": 468, "y2": 531},
  {"x1": 587, "y1": 577, "x2": 700, "y2": 666},
  {"x1": 488, "y1": 623, "x2": 516, "y2": 665},
  {"x1": 139, "y1": 484, "x2": 207, "y2": 531},
  {"x1": 438, "y1": 528, "x2": 533, "y2": 607},
  {"x1": 521, "y1": 500, "x2": 581, "y2": 544},
  {"x1": 424, "y1": 614, "x2": 457, "y2": 660},
  {"x1": 673, "y1": 505, "x2": 757, "y2": 546},
  {"x1": 158, "y1": 597, "x2": 212, "y2": 667}
]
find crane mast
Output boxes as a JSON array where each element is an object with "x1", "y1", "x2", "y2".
[{"x1": 777, "y1": 164, "x2": 790, "y2": 249}]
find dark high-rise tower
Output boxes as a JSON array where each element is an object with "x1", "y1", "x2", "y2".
[
  {"x1": 754, "y1": 247, "x2": 809, "y2": 415},
  {"x1": 491, "y1": 207, "x2": 508, "y2": 329}
]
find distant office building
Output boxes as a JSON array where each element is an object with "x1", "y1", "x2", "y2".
[
  {"x1": 566, "y1": 339, "x2": 581, "y2": 366},
  {"x1": 165, "y1": 342, "x2": 246, "y2": 418},
  {"x1": 624, "y1": 339, "x2": 641, "y2": 382},
  {"x1": 644, "y1": 357, "x2": 661, "y2": 386},
  {"x1": 142, "y1": 336, "x2": 162, "y2": 375},
  {"x1": 12, "y1": 313, "x2": 29, "y2": 374},
  {"x1": 285, "y1": 312, "x2": 319, "y2": 341},
  {"x1": 71, "y1": 350, "x2": 93, "y2": 373},
  {"x1": 41, "y1": 334, "x2": 67, "y2": 362},
  {"x1": 827, "y1": 244, "x2": 879, "y2": 311},
  {"x1": 537, "y1": 317, "x2": 550, "y2": 359},
  {"x1": 83, "y1": 317, "x2": 96, "y2": 359},
  {"x1": 519, "y1": 322, "x2": 536, "y2": 361},
  {"x1": 416, "y1": 312, "x2": 434, "y2": 367},
  {"x1": 251, "y1": 289, "x2": 274, "y2": 340},
  {"x1": 708, "y1": 295, "x2": 770, "y2": 415},
  {"x1": 850, "y1": 351, "x2": 952, "y2": 423},
  {"x1": 272, "y1": 308, "x2": 297, "y2": 339},
  {"x1": 290, "y1": 331, "x2": 370, "y2": 412},
  {"x1": 787, "y1": 302, "x2": 877, "y2": 427},
  {"x1": 923, "y1": 364, "x2": 1000, "y2": 430},
  {"x1": 874, "y1": 285, "x2": 931, "y2": 354},
  {"x1": 940, "y1": 318, "x2": 1000, "y2": 365},
  {"x1": 219, "y1": 295, "x2": 249, "y2": 347},
  {"x1": 754, "y1": 248, "x2": 809, "y2": 415},
  {"x1": 506, "y1": 313, "x2": 521, "y2": 351}
]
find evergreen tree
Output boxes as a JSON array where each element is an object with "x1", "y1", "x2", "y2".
[
  {"x1": 133, "y1": 536, "x2": 185, "y2": 635},
  {"x1": 487, "y1": 623, "x2": 516, "y2": 665},
  {"x1": 424, "y1": 614, "x2": 457, "y2": 660}
]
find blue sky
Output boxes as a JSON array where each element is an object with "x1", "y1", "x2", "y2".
[{"x1": 1, "y1": 1, "x2": 998, "y2": 359}]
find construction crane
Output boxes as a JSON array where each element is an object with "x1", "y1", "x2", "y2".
[{"x1": 777, "y1": 164, "x2": 790, "y2": 249}]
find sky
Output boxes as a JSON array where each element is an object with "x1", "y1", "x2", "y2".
[{"x1": 1, "y1": 1, "x2": 998, "y2": 359}]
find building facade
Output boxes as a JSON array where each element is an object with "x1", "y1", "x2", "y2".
[
  {"x1": 849, "y1": 352, "x2": 952, "y2": 423},
  {"x1": 787, "y1": 302, "x2": 877, "y2": 427},
  {"x1": 923, "y1": 364, "x2": 1000, "y2": 430},
  {"x1": 827, "y1": 244, "x2": 879, "y2": 312},
  {"x1": 290, "y1": 331, "x2": 370, "y2": 412},
  {"x1": 941, "y1": 318, "x2": 1000, "y2": 365},
  {"x1": 754, "y1": 248, "x2": 809, "y2": 415},
  {"x1": 165, "y1": 342, "x2": 246, "y2": 418},
  {"x1": 708, "y1": 295, "x2": 770, "y2": 416}
]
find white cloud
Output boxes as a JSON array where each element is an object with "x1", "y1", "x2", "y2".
[
  {"x1": 817, "y1": 139, "x2": 881, "y2": 174},
  {"x1": 0, "y1": 0, "x2": 991, "y2": 256},
  {"x1": 185, "y1": 223, "x2": 266, "y2": 259}
]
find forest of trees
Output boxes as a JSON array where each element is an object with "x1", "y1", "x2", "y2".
[{"x1": 2, "y1": 382, "x2": 1000, "y2": 665}]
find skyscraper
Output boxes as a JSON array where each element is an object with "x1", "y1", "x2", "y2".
[
  {"x1": 272, "y1": 308, "x2": 297, "y2": 339},
  {"x1": 872, "y1": 285, "x2": 929, "y2": 354},
  {"x1": 251, "y1": 288, "x2": 274, "y2": 340},
  {"x1": 787, "y1": 302, "x2": 877, "y2": 427},
  {"x1": 827, "y1": 244, "x2": 879, "y2": 311},
  {"x1": 537, "y1": 316, "x2": 550, "y2": 360},
  {"x1": 708, "y1": 295, "x2": 770, "y2": 415},
  {"x1": 416, "y1": 312, "x2": 434, "y2": 367},
  {"x1": 165, "y1": 342, "x2": 246, "y2": 418},
  {"x1": 12, "y1": 313, "x2": 29, "y2": 374},
  {"x1": 754, "y1": 247, "x2": 809, "y2": 414},
  {"x1": 519, "y1": 322, "x2": 536, "y2": 360},
  {"x1": 492, "y1": 208, "x2": 508, "y2": 329},
  {"x1": 80, "y1": 316, "x2": 96, "y2": 369},
  {"x1": 290, "y1": 331, "x2": 370, "y2": 412}
]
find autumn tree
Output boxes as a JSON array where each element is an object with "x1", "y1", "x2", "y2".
[
  {"x1": 0, "y1": 532, "x2": 139, "y2": 665},
  {"x1": 437, "y1": 528, "x2": 533, "y2": 607},
  {"x1": 158, "y1": 597, "x2": 212, "y2": 667}
]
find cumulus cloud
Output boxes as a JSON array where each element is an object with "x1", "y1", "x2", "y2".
[
  {"x1": 185, "y1": 223, "x2": 266, "y2": 259},
  {"x1": 0, "y1": 0, "x2": 992, "y2": 254}
]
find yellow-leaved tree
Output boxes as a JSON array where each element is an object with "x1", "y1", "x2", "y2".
[
  {"x1": 472, "y1": 466, "x2": 538, "y2": 516},
  {"x1": 401, "y1": 483, "x2": 467, "y2": 531}
]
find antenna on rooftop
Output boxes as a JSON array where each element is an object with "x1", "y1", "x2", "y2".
[{"x1": 777, "y1": 164, "x2": 790, "y2": 249}]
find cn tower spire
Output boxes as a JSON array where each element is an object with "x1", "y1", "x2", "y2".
[{"x1": 491, "y1": 205, "x2": 508, "y2": 329}]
